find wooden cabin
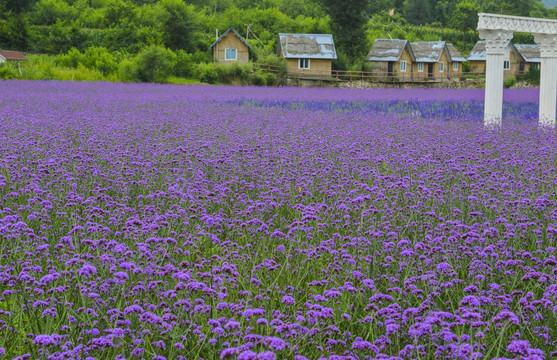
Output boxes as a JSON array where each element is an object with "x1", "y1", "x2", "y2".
[
  {"x1": 467, "y1": 40, "x2": 522, "y2": 79},
  {"x1": 211, "y1": 28, "x2": 253, "y2": 64},
  {"x1": 514, "y1": 44, "x2": 541, "y2": 74},
  {"x1": 367, "y1": 40, "x2": 465, "y2": 81},
  {"x1": 366, "y1": 39, "x2": 415, "y2": 81},
  {"x1": 410, "y1": 41, "x2": 460, "y2": 80},
  {"x1": 277, "y1": 33, "x2": 337, "y2": 77},
  {"x1": 446, "y1": 43, "x2": 466, "y2": 76}
]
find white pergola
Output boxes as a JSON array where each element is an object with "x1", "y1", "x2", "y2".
[{"x1": 478, "y1": 13, "x2": 557, "y2": 128}]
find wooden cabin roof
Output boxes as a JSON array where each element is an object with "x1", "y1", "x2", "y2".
[
  {"x1": 0, "y1": 50, "x2": 28, "y2": 61},
  {"x1": 514, "y1": 44, "x2": 541, "y2": 63},
  {"x1": 277, "y1": 33, "x2": 337, "y2": 59},
  {"x1": 210, "y1": 28, "x2": 254, "y2": 51},
  {"x1": 367, "y1": 39, "x2": 414, "y2": 62}
]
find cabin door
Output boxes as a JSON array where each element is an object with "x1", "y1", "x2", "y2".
[
  {"x1": 428, "y1": 63, "x2": 434, "y2": 78},
  {"x1": 388, "y1": 62, "x2": 394, "y2": 76},
  {"x1": 519, "y1": 62, "x2": 525, "y2": 74}
]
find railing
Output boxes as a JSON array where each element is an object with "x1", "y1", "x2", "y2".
[
  {"x1": 331, "y1": 70, "x2": 487, "y2": 83},
  {"x1": 253, "y1": 63, "x2": 488, "y2": 84},
  {"x1": 253, "y1": 63, "x2": 285, "y2": 73}
]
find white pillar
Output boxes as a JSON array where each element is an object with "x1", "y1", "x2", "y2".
[
  {"x1": 479, "y1": 29, "x2": 514, "y2": 128},
  {"x1": 534, "y1": 33, "x2": 557, "y2": 129}
]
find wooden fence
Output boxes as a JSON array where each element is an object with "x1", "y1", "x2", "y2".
[{"x1": 253, "y1": 63, "x2": 487, "y2": 84}]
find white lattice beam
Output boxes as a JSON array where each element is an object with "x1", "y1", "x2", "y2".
[{"x1": 478, "y1": 13, "x2": 557, "y2": 34}]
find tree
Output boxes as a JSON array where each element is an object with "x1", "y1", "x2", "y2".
[
  {"x1": 159, "y1": 0, "x2": 200, "y2": 51},
  {"x1": 0, "y1": 0, "x2": 36, "y2": 14},
  {"x1": 316, "y1": 0, "x2": 371, "y2": 61},
  {"x1": 450, "y1": 0, "x2": 480, "y2": 32},
  {"x1": 33, "y1": 0, "x2": 78, "y2": 26},
  {"x1": 133, "y1": 45, "x2": 176, "y2": 82},
  {"x1": 0, "y1": 15, "x2": 30, "y2": 50},
  {"x1": 403, "y1": 0, "x2": 433, "y2": 25},
  {"x1": 103, "y1": 0, "x2": 136, "y2": 28}
]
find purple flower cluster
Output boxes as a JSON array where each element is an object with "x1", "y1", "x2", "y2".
[{"x1": 0, "y1": 80, "x2": 556, "y2": 359}]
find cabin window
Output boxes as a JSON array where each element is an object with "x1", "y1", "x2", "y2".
[
  {"x1": 503, "y1": 60, "x2": 510, "y2": 70},
  {"x1": 299, "y1": 58, "x2": 310, "y2": 69},
  {"x1": 453, "y1": 62, "x2": 459, "y2": 71},
  {"x1": 531, "y1": 63, "x2": 540, "y2": 70},
  {"x1": 225, "y1": 48, "x2": 237, "y2": 60},
  {"x1": 417, "y1": 62, "x2": 424, "y2": 72},
  {"x1": 439, "y1": 62, "x2": 444, "y2": 72},
  {"x1": 400, "y1": 61, "x2": 407, "y2": 72}
]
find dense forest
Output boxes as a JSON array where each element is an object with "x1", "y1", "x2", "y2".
[{"x1": 0, "y1": 0, "x2": 555, "y2": 82}]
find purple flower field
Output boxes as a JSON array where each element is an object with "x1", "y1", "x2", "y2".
[{"x1": 1, "y1": 80, "x2": 557, "y2": 360}]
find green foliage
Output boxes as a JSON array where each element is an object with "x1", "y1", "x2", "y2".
[
  {"x1": 197, "y1": 63, "x2": 218, "y2": 84},
  {"x1": 58, "y1": 47, "x2": 84, "y2": 68},
  {"x1": 214, "y1": 62, "x2": 252, "y2": 84},
  {"x1": 404, "y1": 0, "x2": 434, "y2": 25},
  {"x1": 503, "y1": 76, "x2": 516, "y2": 88},
  {"x1": 132, "y1": 45, "x2": 176, "y2": 82},
  {"x1": 117, "y1": 58, "x2": 136, "y2": 81},
  {"x1": 4, "y1": 0, "x2": 556, "y2": 62},
  {"x1": 35, "y1": 19, "x2": 87, "y2": 53},
  {"x1": 0, "y1": 0, "x2": 36, "y2": 14},
  {"x1": 0, "y1": 64, "x2": 16, "y2": 79},
  {"x1": 32, "y1": 0, "x2": 77, "y2": 26},
  {"x1": 102, "y1": 24, "x2": 138, "y2": 52},
  {"x1": 158, "y1": 0, "x2": 200, "y2": 51},
  {"x1": 82, "y1": 46, "x2": 117, "y2": 74},
  {"x1": 518, "y1": 66, "x2": 541, "y2": 85},
  {"x1": 3, "y1": 0, "x2": 555, "y2": 84},
  {"x1": 134, "y1": 25, "x2": 165, "y2": 48},
  {"x1": 59, "y1": 46, "x2": 117, "y2": 75},
  {"x1": 103, "y1": 0, "x2": 136, "y2": 28},
  {"x1": 0, "y1": 15, "x2": 30, "y2": 50},
  {"x1": 317, "y1": 0, "x2": 370, "y2": 59},
  {"x1": 450, "y1": 0, "x2": 481, "y2": 31},
  {"x1": 18, "y1": 54, "x2": 106, "y2": 81},
  {"x1": 367, "y1": 18, "x2": 480, "y2": 55},
  {"x1": 174, "y1": 49, "x2": 209, "y2": 78}
]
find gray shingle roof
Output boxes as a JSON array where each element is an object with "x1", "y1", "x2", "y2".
[
  {"x1": 467, "y1": 41, "x2": 486, "y2": 61},
  {"x1": 410, "y1": 41, "x2": 447, "y2": 63},
  {"x1": 367, "y1": 39, "x2": 414, "y2": 62},
  {"x1": 514, "y1": 44, "x2": 541, "y2": 63},
  {"x1": 277, "y1": 33, "x2": 337, "y2": 59},
  {"x1": 210, "y1": 28, "x2": 254, "y2": 51},
  {"x1": 467, "y1": 40, "x2": 517, "y2": 61},
  {"x1": 446, "y1": 43, "x2": 466, "y2": 62}
]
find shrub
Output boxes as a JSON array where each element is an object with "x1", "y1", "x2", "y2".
[
  {"x1": 174, "y1": 50, "x2": 197, "y2": 78},
  {"x1": 504, "y1": 76, "x2": 516, "y2": 89},
  {"x1": 58, "y1": 46, "x2": 118, "y2": 76},
  {"x1": 82, "y1": 46, "x2": 117, "y2": 75},
  {"x1": 49, "y1": 65, "x2": 104, "y2": 81},
  {"x1": 58, "y1": 47, "x2": 84, "y2": 68},
  {"x1": 0, "y1": 65, "x2": 16, "y2": 79},
  {"x1": 263, "y1": 72, "x2": 277, "y2": 86},
  {"x1": 215, "y1": 62, "x2": 252, "y2": 85},
  {"x1": 196, "y1": 63, "x2": 218, "y2": 84},
  {"x1": 256, "y1": 53, "x2": 287, "y2": 85},
  {"x1": 117, "y1": 59, "x2": 137, "y2": 82},
  {"x1": 250, "y1": 72, "x2": 266, "y2": 86},
  {"x1": 133, "y1": 45, "x2": 176, "y2": 83},
  {"x1": 518, "y1": 66, "x2": 540, "y2": 86}
]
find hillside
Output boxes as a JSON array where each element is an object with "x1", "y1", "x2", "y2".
[
  {"x1": 0, "y1": 0, "x2": 556, "y2": 76},
  {"x1": 543, "y1": 0, "x2": 557, "y2": 8}
]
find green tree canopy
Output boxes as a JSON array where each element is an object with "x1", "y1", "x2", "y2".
[
  {"x1": 316, "y1": 0, "x2": 371, "y2": 60},
  {"x1": 450, "y1": 0, "x2": 480, "y2": 31}
]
